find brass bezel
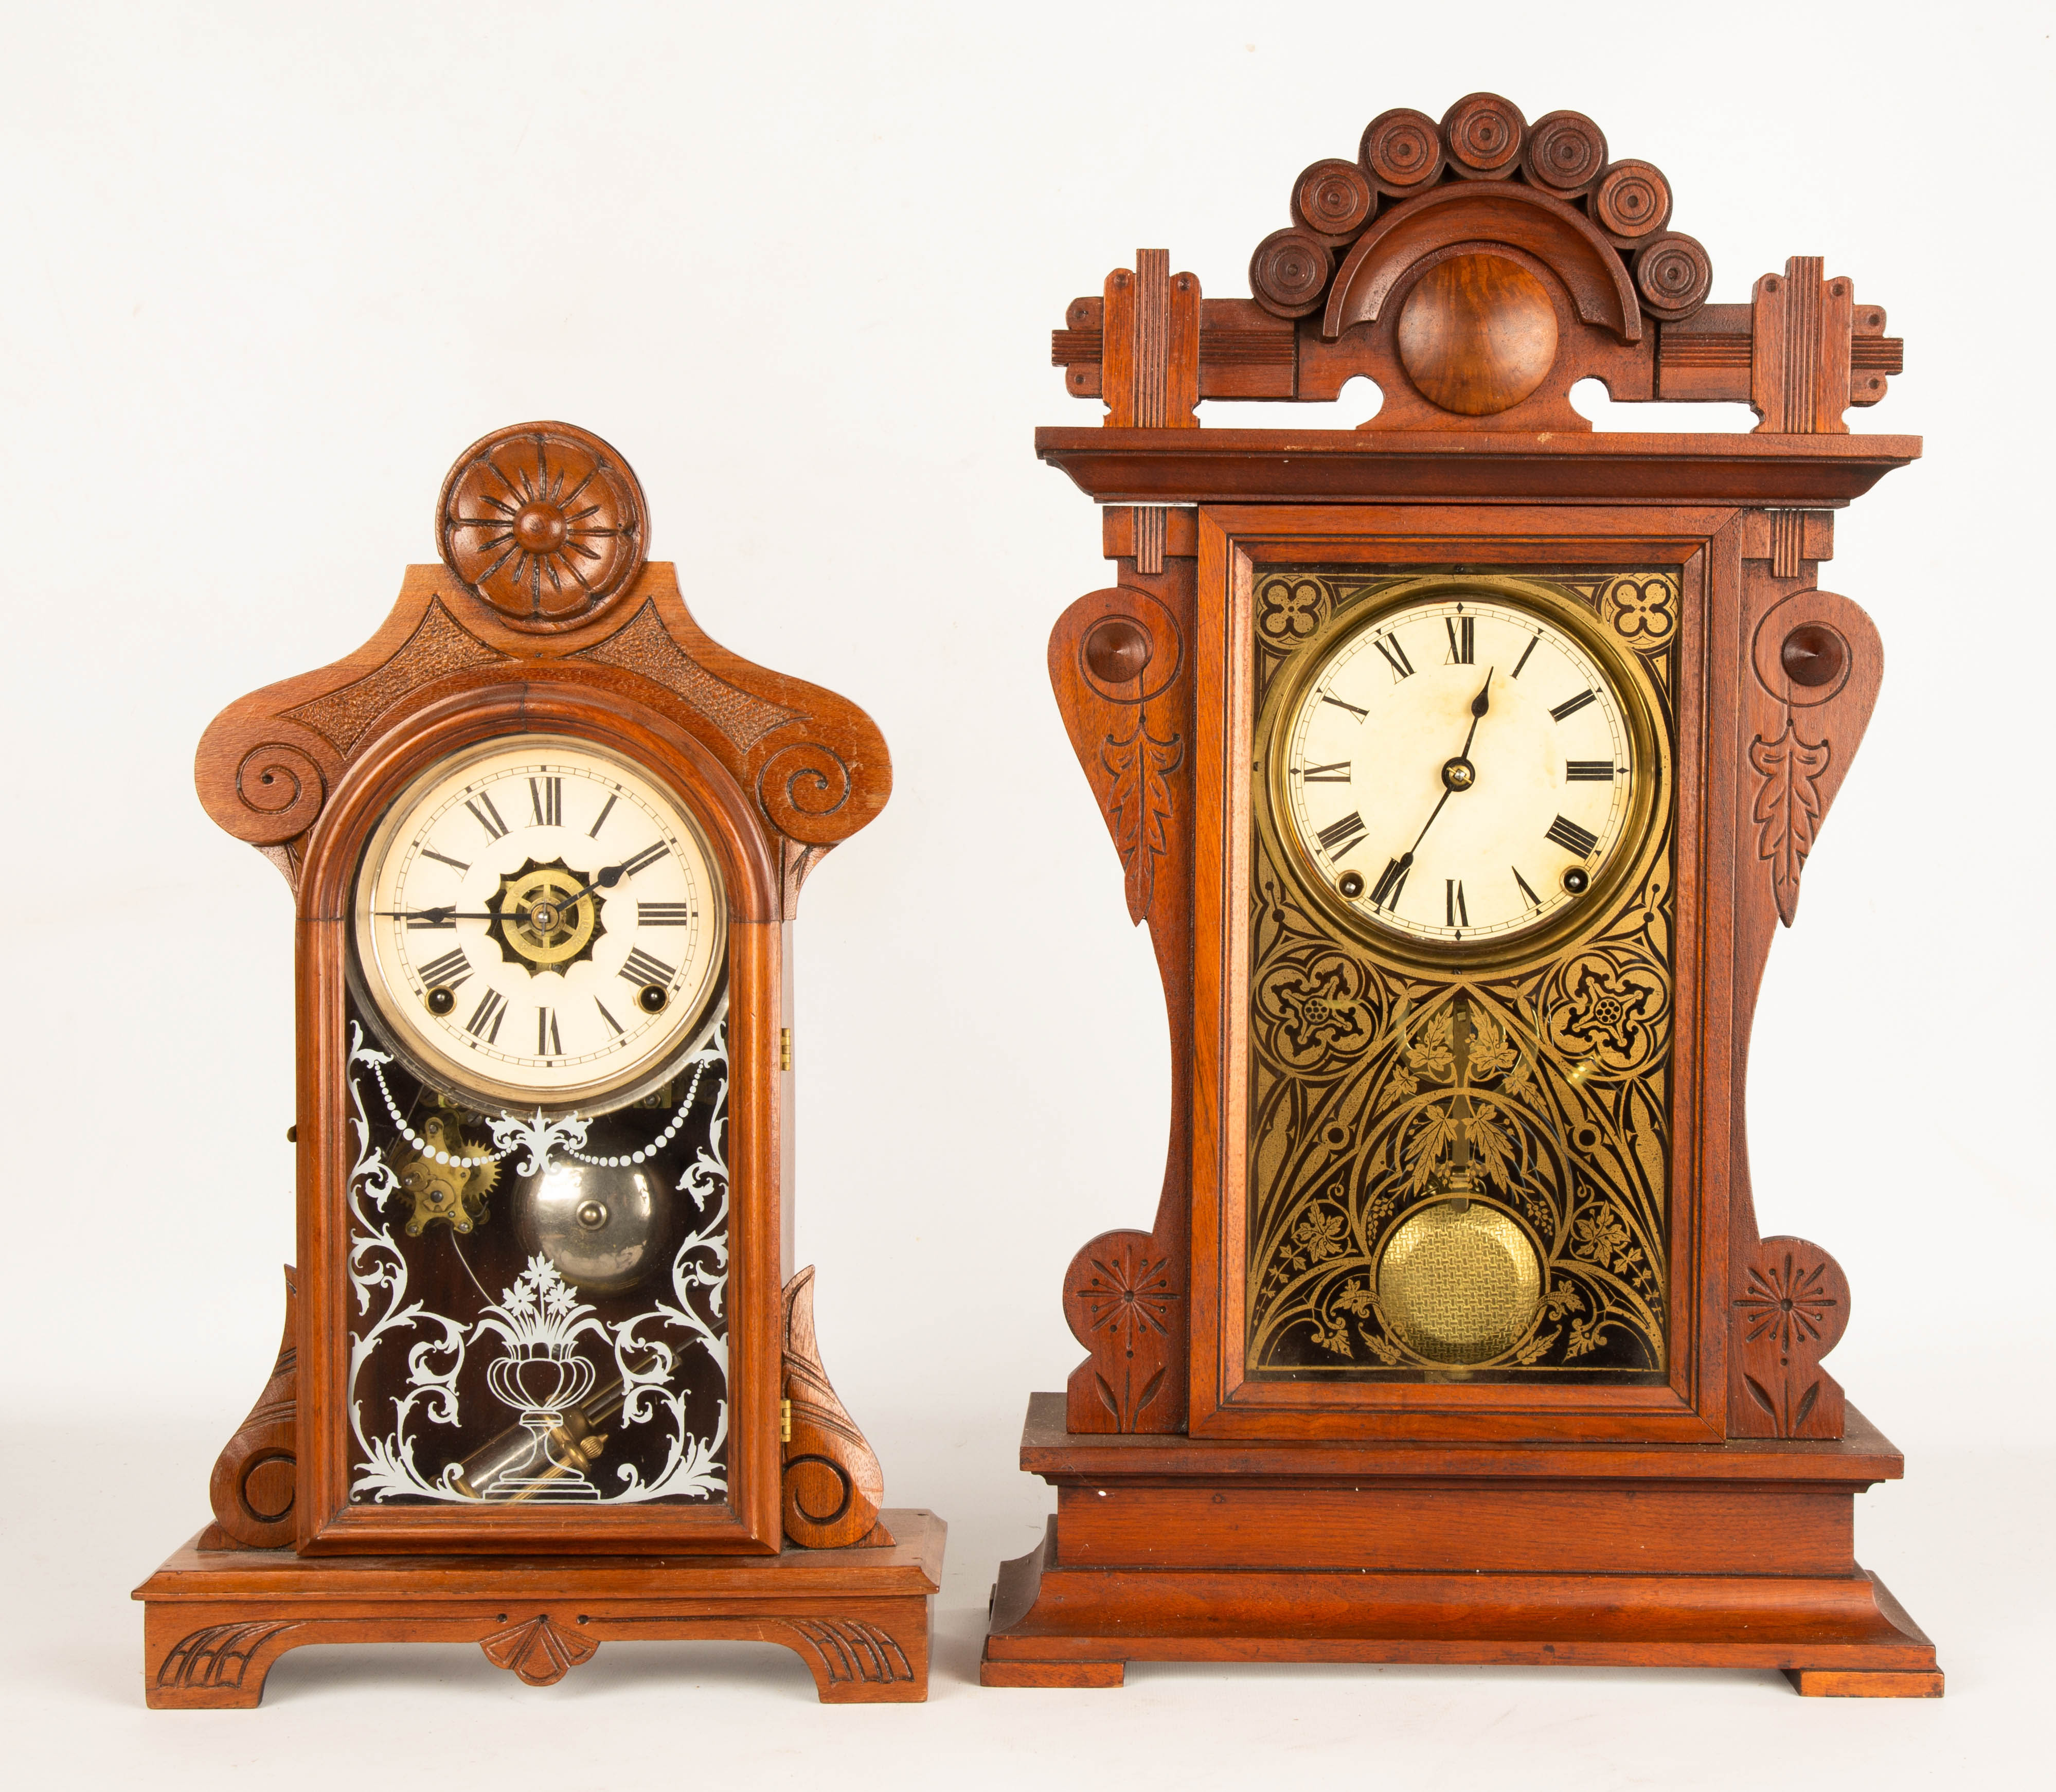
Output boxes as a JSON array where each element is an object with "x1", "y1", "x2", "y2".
[
  {"x1": 1256, "y1": 571, "x2": 1670, "y2": 978},
  {"x1": 349, "y1": 731, "x2": 730, "y2": 1116}
]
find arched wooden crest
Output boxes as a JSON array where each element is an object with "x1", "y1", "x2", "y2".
[{"x1": 1053, "y1": 93, "x2": 1902, "y2": 478}]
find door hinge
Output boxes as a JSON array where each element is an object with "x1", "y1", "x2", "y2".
[
  {"x1": 780, "y1": 1397, "x2": 793, "y2": 1444},
  {"x1": 779, "y1": 1027, "x2": 792, "y2": 1072}
]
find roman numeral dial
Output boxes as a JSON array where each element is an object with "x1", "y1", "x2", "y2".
[
  {"x1": 352, "y1": 734, "x2": 729, "y2": 1112},
  {"x1": 1279, "y1": 589, "x2": 1647, "y2": 946}
]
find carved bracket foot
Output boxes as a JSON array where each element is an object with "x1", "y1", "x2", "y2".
[{"x1": 138, "y1": 1512, "x2": 944, "y2": 1708}]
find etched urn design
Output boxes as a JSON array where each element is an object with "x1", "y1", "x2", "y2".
[
  {"x1": 486, "y1": 1343, "x2": 598, "y2": 1425},
  {"x1": 473, "y1": 1254, "x2": 611, "y2": 1501}
]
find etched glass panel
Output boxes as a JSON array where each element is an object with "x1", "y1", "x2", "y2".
[
  {"x1": 344, "y1": 987, "x2": 730, "y2": 1502},
  {"x1": 1245, "y1": 568, "x2": 1677, "y2": 1383}
]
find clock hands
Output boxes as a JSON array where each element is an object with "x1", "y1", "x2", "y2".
[
  {"x1": 378, "y1": 848, "x2": 662, "y2": 929},
  {"x1": 1365, "y1": 671, "x2": 1494, "y2": 905}
]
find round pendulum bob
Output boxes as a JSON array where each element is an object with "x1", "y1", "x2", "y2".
[{"x1": 1376, "y1": 1202, "x2": 1543, "y2": 1364}]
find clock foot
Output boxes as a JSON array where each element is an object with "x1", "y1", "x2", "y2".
[
  {"x1": 136, "y1": 1509, "x2": 944, "y2": 1708},
  {"x1": 1785, "y1": 1667, "x2": 1945, "y2": 1698}
]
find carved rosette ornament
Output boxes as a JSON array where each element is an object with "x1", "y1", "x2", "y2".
[{"x1": 438, "y1": 422, "x2": 646, "y2": 632}]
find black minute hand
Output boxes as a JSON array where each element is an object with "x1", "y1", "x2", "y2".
[{"x1": 1458, "y1": 669, "x2": 1492, "y2": 757}]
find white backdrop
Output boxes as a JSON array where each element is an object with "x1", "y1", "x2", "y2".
[{"x1": 3, "y1": 4, "x2": 2049, "y2": 1785}]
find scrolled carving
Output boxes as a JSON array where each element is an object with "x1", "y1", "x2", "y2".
[
  {"x1": 1522, "y1": 110, "x2": 1607, "y2": 196},
  {"x1": 203, "y1": 1265, "x2": 299, "y2": 1550},
  {"x1": 1360, "y1": 106, "x2": 1444, "y2": 193},
  {"x1": 1730, "y1": 1238, "x2": 1848, "y2": 1439},
  {"x1": 1441, "y1": 92, "x2": 1526, "y2": 178},
  {"x1": 1594, "y1": 159, "x2": 1673, "y2": 241},
  {"x1": 438, "y1": 421, "x2": 646, "y2": 633},
  {"x1": 1292, "y1": 158, "x2": 1375, "y2": 245},
  {"x1": 1633, "y1": 232, "x2": 1713, "y2": 321},
  {"x1": 479, "y1": 1614, "x2": 599, "y2": 1687},
  {"x1": 1249, "y1": 227, "x2": 1334, "y2": 319},
  {"x1": 781, "y1": 1266, "x2": 887, "y2": 1549},
  {"x1": 756, "y1": 740, "x2": 853, "y2": 846},
  {"x1": 233, "y1": 746, "x2": 324, "y2": 844}
]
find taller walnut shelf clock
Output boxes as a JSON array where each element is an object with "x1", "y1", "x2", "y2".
[
  {"x1": 135, "y1": 423, "x2": 942, "y2": 1707},
  {"x1": 981, "y1": 94, "x2": 1941, "y2": 1697}
]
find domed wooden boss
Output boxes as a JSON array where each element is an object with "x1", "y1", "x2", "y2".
[{"x1": 1395, "y1": 253, "x2": 1560, "y2": 416}]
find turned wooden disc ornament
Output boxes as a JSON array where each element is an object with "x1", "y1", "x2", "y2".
[{"x1": 1396, "y1": 253, "x2": 1560, "y2": 415}]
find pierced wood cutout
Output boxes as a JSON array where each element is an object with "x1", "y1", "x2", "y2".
[
  {"x1": 1048, "y1": 552, "x2": 1196, "y2": 1431},
  {"x1": 1051, "y1": 95, "x2": 1902, "y2": 431},
  {"x1": 781, "y1": 1267, "x2": 890, "y2": 1548},
  {"x1": 194, "y1": 422, "x2": 889, "y2": 912},
  {"x1": 200, "y1": 1266, "x2": 298, "y2": 1550}
]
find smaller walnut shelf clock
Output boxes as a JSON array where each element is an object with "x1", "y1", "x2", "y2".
[
  {"x1": 135, "y1": 423, "x2": 941, "y2": 1707},
  {"x1": 982, "y1": 94, "x2": 1940, "y2": 1696}
]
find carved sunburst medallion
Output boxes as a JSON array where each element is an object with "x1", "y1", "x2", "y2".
[{"x1": 439, "y1": 422, "x2": 646, "y2": 632}]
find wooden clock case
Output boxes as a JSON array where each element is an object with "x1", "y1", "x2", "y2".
[
  {"x1": 981, "y1": 96, "x2": 1940, "y2": 1696},
  {"x1": 135, "y1": 423, "x2": 941, "y2": 1705}
]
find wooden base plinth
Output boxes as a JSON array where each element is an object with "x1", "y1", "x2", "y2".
[
  {"x1": 981, "y1": 1396, "x2": 1939, "y2": 1696},
  {"x1": 136, "y1": 1508, "x2": 943, "y2": 1708}
]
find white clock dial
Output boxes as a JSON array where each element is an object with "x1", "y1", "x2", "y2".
[
  {"x1": 1280, "y1": 596, "x2": 1641, "y2": 945},
  {"x1": 351, "y1": 735, "x2": 725, "y2": 1110}
]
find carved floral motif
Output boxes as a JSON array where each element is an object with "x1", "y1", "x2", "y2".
[
  {"x1": 439, "y1": 424, "x2": 646, "y2": 631},
  {"x1": 1064, "y1": 1231, "x2": 1177, "y2": 1429}
]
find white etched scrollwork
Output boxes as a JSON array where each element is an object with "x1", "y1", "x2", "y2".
[{"x1": 345, "y1": 1006, "x2": 732, "y2": 1506}]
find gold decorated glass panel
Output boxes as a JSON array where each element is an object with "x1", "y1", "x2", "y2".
[{"x1": 1246, "y1": 568, "x2": 1677, "y2": 1383}]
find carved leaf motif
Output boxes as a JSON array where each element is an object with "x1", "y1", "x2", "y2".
[
  {"x1": 1748, "y1": 724, "x2": 1831, "y2": 925},
  {"x1": 479, "y1": 1614, "x2": 598, "y2": 1687},
  {"x1": 1099, "y1": 719, "x2": 1184, "y2": 923}
]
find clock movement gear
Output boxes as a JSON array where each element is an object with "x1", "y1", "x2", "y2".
[
  {"x1": 485, "y1": 857, "x2": 606, "y2": 974},
  {"x1": 395, "y1": 1110, "x2": 499, "y2": 1237}
]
